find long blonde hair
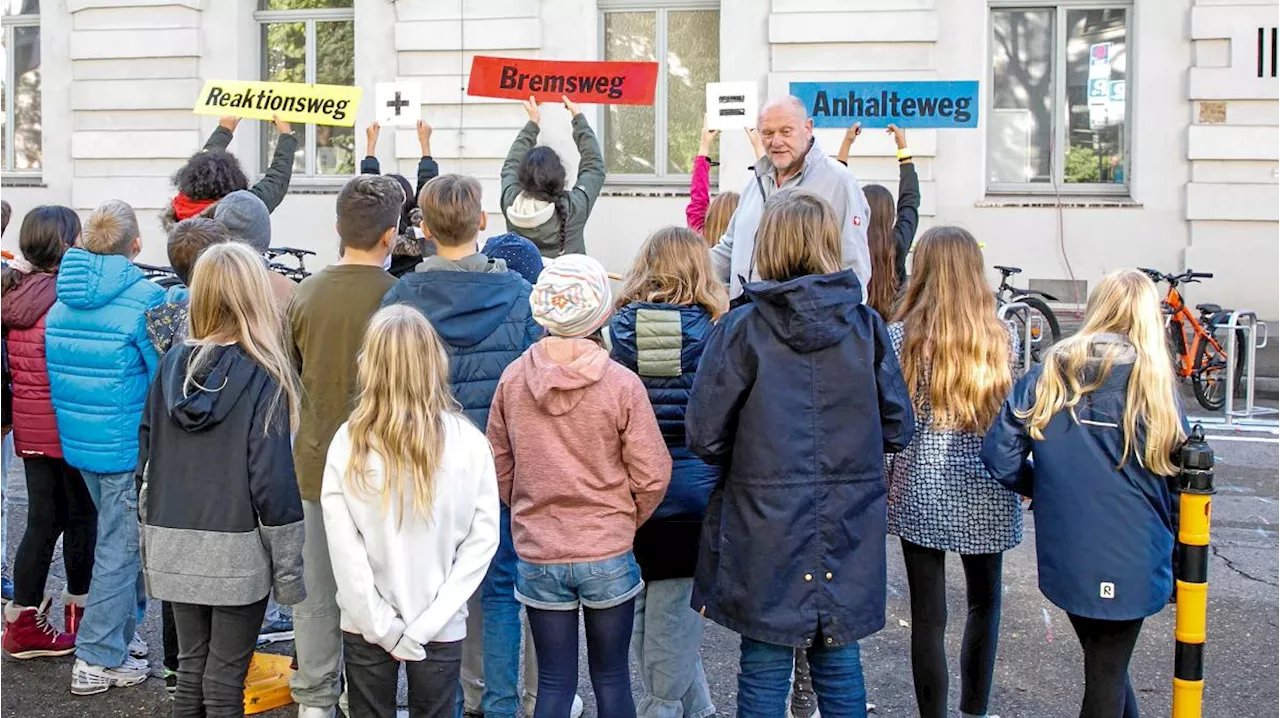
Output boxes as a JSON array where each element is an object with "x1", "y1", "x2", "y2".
[
  {"x1": 754, "y1": 189, "x2": 842, "y2": 282},
  {"x1": 185, "y1": 243, "x2": 300, "y2": 432},
  {"x1": 1019, "y1": 269, "x2": 1185, "y2": 475},
  {"x1": 345, "y1": 305, "x2": 460, "y2": 524},
  {"x1": 701, "y1": 192, "x2": 739, "y2": 248},
  {"x1": 894, "y1": 227, "x2": 1011, "y2": 433},
  {"x1": 617, "y1": 226, "x2": 728, "y2": 319}
]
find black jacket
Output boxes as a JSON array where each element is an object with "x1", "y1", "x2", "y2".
[
  {"x1": 891, "y1": 162, "x2": 920, "y2": 283},
  {"x1": 687, "y1": 270, "x2": 914, "y2": 647},
  {"x1": 138, "y1": 344, "x2": 305, "y2": 607},
  {"x1": 204, "y1": 126, "x2": 296, "y2": 213}
]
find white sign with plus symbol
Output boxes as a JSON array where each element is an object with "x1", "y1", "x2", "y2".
[{"x1": 375, "y1": 81, "x2": 422, "y2": 127}]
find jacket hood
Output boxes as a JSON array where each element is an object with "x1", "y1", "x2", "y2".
[
  {"x1": 743, "y1": 270, "x2": 863, "y2": 353},
  {"x1": 56, "y1": 248, "x2": 148, "y2": 310},
  {"x1": 507, "y1": 192, "x2": 558, "y2": 230},
  {"x1": 397, "y1": 267, "x2": 525, "y2": 348},
  {"x1": 524, "y1": 338, "x2": 610, "y2": 416},
  {"x1": 2, "y1": 272, "x2": 58, "y2": 330},
  {"x1": 161, "y1": 344, "x2": 258, "y2": 432}
]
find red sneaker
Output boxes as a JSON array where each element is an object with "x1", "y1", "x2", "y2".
[
  {"x1": 65, "y1": 603, "x2": 85, "y2": 638},
  {"x1": 3, "y1": 598, "x2": 76, "y2": 659}
]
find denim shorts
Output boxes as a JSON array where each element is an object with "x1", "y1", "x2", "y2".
[{"x1": 515, "y1": 553, "x2": 644, "y2": 611}]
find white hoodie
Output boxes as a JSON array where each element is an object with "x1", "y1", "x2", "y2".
[{"x1": 321, "y1": 415, "x2": 500, "y2": 660}]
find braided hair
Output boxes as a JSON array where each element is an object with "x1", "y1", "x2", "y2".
[{"x1": 517, "y1": 146, "x2": 569, "y2": 253}]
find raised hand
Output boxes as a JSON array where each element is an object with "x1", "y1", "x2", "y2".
[
  {"x1": 365, "y1": 122, "x2": 381, "y2": 156},
  {"x1": 522, "y1": 96, "x2": 541, "y2": 125},
  {"x1": 744, "y1": 127, "x2": 766, "y2": 161},
  {"x1": 562, "y1": 95, "x2": 581, "y2": 118},
  {"x1": 887, "y1": 123, "x2": 908, "y2": 150},
  {"x1": 218, "y1": 116, "x2": 241, "y2": 133},
  {"x1": 273, "y1": 114, "x2": 292, "y2": 135},
  {"x1": 699, "y1": 120, "x2": 721, "y2": 157},
  {"x1": 416, "y1": 119, "x2": 433, "y2": 156},
  {"x1": 843, "y1": 122, "x2": 863, "y2": 146}
]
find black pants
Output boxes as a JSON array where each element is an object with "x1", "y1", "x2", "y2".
[
  {"x1": 163, "y1": 601, "x2": 179, "y2": 671},
  {"x1": 12, "y1": 456, "x2": 96, "y2": 607},
  {"x1": 343, "y1": 632, "x2": 461, "y2": 718},
  {"x1": 900, "y1": 539, "x2": 1003, "y2": 718},
  {"x1": 171, "y1": 597, "x2": 269, "y2": 718},
  {"x1": 1067, "y1": 614, "x2": 1143, "y2": 718},
  {"x1": 526, "y1": 601, "x2": 637, "y2": 718}
]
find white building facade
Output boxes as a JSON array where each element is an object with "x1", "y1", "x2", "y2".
[{"x1": 2, "y1": 0, "x2": 1277, "y2": 317}]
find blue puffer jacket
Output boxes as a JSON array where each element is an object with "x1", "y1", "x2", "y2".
[
  {"x1": 610, "y1": 302, "x2": 721, "y2": 580},
  {"x1": 687, "y1": 270, "x2": 914, "y2": 648},
  {"x1": 45, "y1": 249, "x2": 165, "y2": 474},
  {"x1": 981, "y1": 333, "x2": 1188, "y2": 621},
  {"x1": 381, "y1": 258, "x2": 542, "y2": 430}
]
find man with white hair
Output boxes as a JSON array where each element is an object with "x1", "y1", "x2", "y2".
[{"x1": 710, "y1": 96, "x2": 872, "y2": 301}]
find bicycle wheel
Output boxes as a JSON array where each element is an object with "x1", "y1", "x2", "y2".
[
  {"x1": 1191, "y1": 327, "x2": 1247, "y2": 411},
  {"x1": 1013, "y1": 296, "x2": 1062, "y2": 363}
]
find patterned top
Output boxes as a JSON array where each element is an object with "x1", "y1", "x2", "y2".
[{"x1": 885, "y1": 322, "x2": 1024, "y2": 555}]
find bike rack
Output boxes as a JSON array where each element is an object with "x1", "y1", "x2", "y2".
[
  {"x1": 1189, "y1": 310, "x2": 1279, "y2": 432},
  {"x1": 997, "y1": 302, "x2": 1038, "y2": 372}
]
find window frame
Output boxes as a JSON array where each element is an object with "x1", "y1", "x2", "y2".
[
  {"x1": 597, "y1": 0, "x2": 719, "y2": 186},
  {"x1": 254, "y1": 4, "x2": 354, "y2": 183},
  {"x1": 986, "y1": 0, "x2": 1135, "y2": 196},
  {"x1": 2, "y1": 6, "x2": 40, "y2": 176}
]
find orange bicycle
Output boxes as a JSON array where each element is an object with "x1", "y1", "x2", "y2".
[{"x1": 1139, "y1": 268, "x2": 1244, "y2": 411}]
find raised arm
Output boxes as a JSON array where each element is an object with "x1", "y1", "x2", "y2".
[
  {"x1": 253, "y1": 116, "x2": 297, "y2": 213},
  {"x1": 889, "y1": 125, "x2": 920, "y2": 274},
  {"x1": 414, "y1": 120, "x2": 438, "y2": 198},
  {"x1": 565, "y1": 96, "x2": 606, "y2": 215},
  {"x1": 501, "y1": 97, "x2": 543, "y2": 212},
  {"x1": 202, "y1": 117, "x2": 239, "y2": 152},
  {"x1": 686, "y1": 124, "x2": 718, "y2": 232},
  {"x1": 360, "y1": 123, "x2": 381, "y2": 175},
  {"x1": 836, "y1": 122, "x2": 861, "y2": 165}
]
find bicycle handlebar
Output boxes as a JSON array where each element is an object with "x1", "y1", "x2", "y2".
[
  {"x1": 265, "y1": 247, "x2": 315, "y2": 258},
  {"x1": 1137, "y1": 267, "x2": 1213, "y2": 284}
]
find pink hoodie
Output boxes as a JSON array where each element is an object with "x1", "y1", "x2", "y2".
[
  {"x1": 487, "y1": 337, "x2": 673, "y2": 564},
  {"x1": 686, "y1": 155, "x2": 712, "y2": 232}
]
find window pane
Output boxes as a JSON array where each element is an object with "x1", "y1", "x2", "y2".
[
  {"x1": 315, "y1": 19, "x2": 354, "y2": 175},
  {"x1": 12, "y1": 23, "x2": 40, "y2": 170},
  {"x1": 604, "y1": 12, "x2": 656, "y2": 175},
  {"x1": 3, "y1": 1, "x2": 38, "y2": 17},
  {"x1": 259, "y1": 0, "x2": 350, "y2": 10},
  {"x1": 1065, "y1": 9, "x2": 1127, "y2": 185},
  {"x1": 262, "y1": 21, "x2": 305, "y2": 174},
  {"x1": 989, "y1": 9, "x2": 1053, "y2": 184},
  {"x1": 666, "y1": 10, "x2": 718, "y2": 175}
]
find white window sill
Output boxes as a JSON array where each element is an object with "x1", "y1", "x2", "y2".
[
  {"x1": 600, "y1": 185, "x2": 691, "y2": 198},
  {"x1": 1, "y1": 175, "x2": 45, "y2": 188},
  {"x1": 976, "y1": 195, "x2": 1141, "y2": 209}
]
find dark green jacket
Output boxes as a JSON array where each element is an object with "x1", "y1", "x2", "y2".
[
  {"x1": 203, "y1": 125, "x2": 297, "y2": 213},
  {"x1": 500, "y1": 115, "x2": 605, "y2": 258}
]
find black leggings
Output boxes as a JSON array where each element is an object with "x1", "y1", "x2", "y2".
[
  {"x1": 12, "y1": 457, "x2": 97, "y2": 608},
  {"x1": 900, "y1": 539, "x2": 1003, "y2": 718},
  {"x1": 1067, "y1": 614, "x2": 1143, "y2": 718},
  {"x1": 526, "y1": 601, "x2": 636, "y2": 718}
]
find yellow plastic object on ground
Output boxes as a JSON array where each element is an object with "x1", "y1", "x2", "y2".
[{"x1": 244, "y1": 652, "x2": 295, "y2": 715}]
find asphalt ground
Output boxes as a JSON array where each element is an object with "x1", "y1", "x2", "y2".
[{"x1": 1, "y1": 401, "x2": 1275, "y2": 717}]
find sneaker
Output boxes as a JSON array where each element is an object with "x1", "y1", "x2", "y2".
[
  {"x1": 1, "y1": 576, "x2": 13, "y2": 602},
  {"x1": 164, "y1": 669, "x2": 177, "y2": 695},
  {"x1": 257, "y1": 616, "x2": 294, "y2": 646},
  {"x1": 298, "y1": 705, "x2": 335, "y2": 718},
  {"x1": 523, "y1": 694, "x2": 583, "y2": 718},
  {"x1": 128, "y1": 632, "x2": 148, "y2": 659},
  {"x1": 70, "y1": 658, "x2": 148, "y2": 696},
  {"x1": 3, "y1": 598, "x2": 77, "y2": 659},
  {"x1": 64, "y1": 603, "x2": 85, "y2": 638}
]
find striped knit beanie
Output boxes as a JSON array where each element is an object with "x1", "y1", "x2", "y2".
[{"x1": 530, "y1": 254, "x2": 613, "y2": 338}]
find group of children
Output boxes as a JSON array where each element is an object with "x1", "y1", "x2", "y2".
[{"x1": 0, "y1": 94, "x2": 1189, "y2": 718}]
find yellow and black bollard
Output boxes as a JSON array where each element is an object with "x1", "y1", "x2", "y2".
[{"x1": 1173, "y1": 424, "x2": 1214, "y2": 718}]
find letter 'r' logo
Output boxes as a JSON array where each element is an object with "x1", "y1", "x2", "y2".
[{"x1": 1100, "y1": 582, "x2": 1116, "y2": 599}]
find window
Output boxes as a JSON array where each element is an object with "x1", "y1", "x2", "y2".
[
  {"x1": 256, "y1": 0, "x2": 354, "y2": 179},
  {"x1": 988, "y1": 3, "x2": 1130, "y2": 193},
  {"x1": 2, "y1": 0, "x2": 40, "y2": 174},
  {"x1": 601, "y1": 3, "x2": 719, "y2": 181}
]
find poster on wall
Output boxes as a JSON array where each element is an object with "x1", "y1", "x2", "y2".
[
  {"x1": 192, "y1": 80, "x2": 361, "y2": 127},
  {"x1": 375, "y1": 81, "x2": 422, "y2": 127},
  {"x1": 467, "y1": 56, "x2": 659, "y2": 105},
  {"x1": 705, "y1": 82, "x2": 759, "y2": 130},
  {"x1": 790, "y1": 80, "x2": 980, "y2": 129}
]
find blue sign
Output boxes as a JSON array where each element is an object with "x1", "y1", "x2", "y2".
[{"x1": 790, "y1": 80, "x2": 980, "y2": 129}]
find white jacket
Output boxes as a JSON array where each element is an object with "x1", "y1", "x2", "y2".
[{"x1": 321, "y1": 415, "x2": 500, "y2": 661}]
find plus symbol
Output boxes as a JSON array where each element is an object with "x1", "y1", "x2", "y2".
[{"x1": 386, "y1": 91, "x2": 410, "y2": 116}]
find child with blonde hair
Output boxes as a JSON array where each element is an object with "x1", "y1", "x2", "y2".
[
  {"x1": 322, "y1": 304, "x2": 499, "y2": 718},
  {"x1": 687, "y1": 188, "x2": 913, "y2": 717},
  {"x1": 886, "y1": 226, "x2": 1021, "y2": 718},
  {"x1": 138, "y1": 242, "x2": 305, "y2": 716},
  {"x1": 983, "y1": 269, "x2": 1188, "y2": 718},
  {"x1": 610, "y1": 227, "x2": 727, "y2": 718}
]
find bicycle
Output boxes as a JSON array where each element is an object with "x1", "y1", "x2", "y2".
[
  {"x1": 993, "y1": 265, "x2": 1062, "y2": 364},
  {"x1": 135, "y1": 262, "x2": 183, "y2": 289},
  {"x1": 1138, "y1": 267, "x2": 1244, "y2": 412},
  {"x1": 264, "y1": 247, "x2": 315, "y2": 283}
]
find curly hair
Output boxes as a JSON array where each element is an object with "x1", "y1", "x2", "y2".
[{"x1": 172, "y1": 150, "x2": 249, "y2": 202}]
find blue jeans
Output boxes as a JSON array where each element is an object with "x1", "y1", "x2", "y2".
[
  {"x1": 76, "y1": 470, "x2": 142, "y2": 668},
  {"x1": 477, "y1": 505, "x2": 522, "y2": 717},
  {"x1": 632, "y1": 579, "x2": 714, "y2": 718},
  {"x1": 738, "y1": 637, "x2": 867, "y2": 718}
]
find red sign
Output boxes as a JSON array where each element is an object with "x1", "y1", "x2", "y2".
[{"x1": 467, "y1": 56, "x2": 659, "y2": 106}]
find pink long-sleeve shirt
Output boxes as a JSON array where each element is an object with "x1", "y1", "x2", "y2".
[
  {"x1": 685, "y1": 155, "x2": 712, "y2": 232},
  {"x1": 487, "y1": 338, "x2": 673, "y2": 565}
]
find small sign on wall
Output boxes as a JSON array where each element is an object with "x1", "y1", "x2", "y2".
[
  {"x1": 705, "y1": 82, "x2": 758, "y2": 130},
  {"x1": 375, "y1": 81, "x2": 421, "y2": 127}
]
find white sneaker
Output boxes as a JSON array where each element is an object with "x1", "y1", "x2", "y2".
[
  {"x1": 122, "y1": 654, "x2": 149, "y2": 671},
  {"x1": 570, "y1": 695, "x2": 584, "y2": 718},
  {"x1": 523, "y1": 694, "x2": 584, "y2": 718},
  {"x1": 70, "y1": 658, "x2": 148, "y2": 696},
  {"x1": 298, "y1": 705, "x2": 335, "y2": 718},
  {"x1": 128, "y1": 632, "x2": 148, "y2": 659}
]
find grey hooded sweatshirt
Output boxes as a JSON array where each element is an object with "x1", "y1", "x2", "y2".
[{"x1": 710, "y1": 137, "x2": 872, "y2": 300}]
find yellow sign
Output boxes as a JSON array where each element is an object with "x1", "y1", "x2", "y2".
[{"x1": 192, "y1": 80, "x2": 362, "y2": 127}]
